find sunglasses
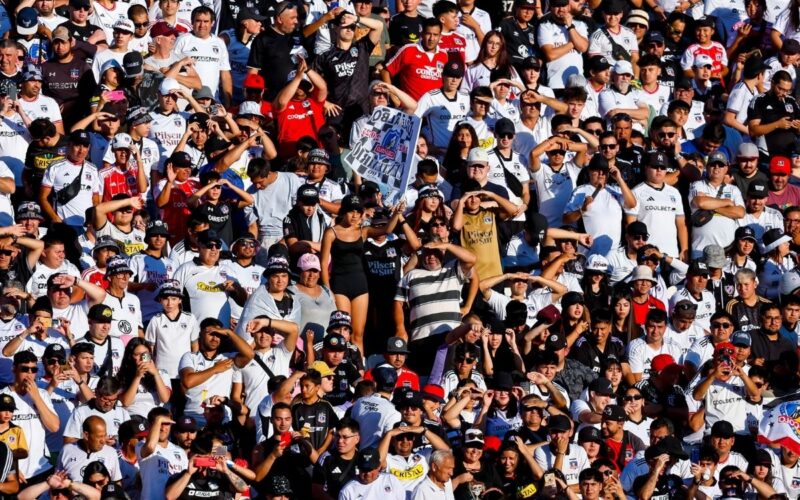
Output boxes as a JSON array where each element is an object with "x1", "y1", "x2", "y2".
[
  {"x1": 85, "y1": 478, "x2": 107, "y2": 487},
  {"x1": 430, "y1": 222, "x2": 447, "y2": 228},
  {"x1": 711, "y1": 322, "x2": 732, "y2": 329},
  {"x1": 134, "y1": 22, "x2": 149, "y2": 28},
  {"x1": 629, "y1": 23, "x2": 647, "y2": 29},
  {"x1": 456, "y1": 356, "x2": 476, "y2": 363},
  {"x1": 0, "y1": 250, "x2": 12, "y2": 256},
  {"x1": 497, "y1": 133, "x2": 514, "y2": 139},
  {"x1": 17, "y1": 366, "x2": 37, "y2": 373},
  {"x1": 45, "y1": 358, "x2": 64, "y2": 365},
  {"x1": 238, "y1": 240, "x2": 258, "y2": 248},
  {"x1": 202, "y1": 242, "x2": 222, "y2": 250},
  {"x1": 630, "y1": 234, "x2": 648, "y2": 241},
  {"x1": 340, "y1": 23, "x2": 357, "y2": 31},
  {"x1": 658, "y1": 132, "x2": 676, "y2": 139},
  {"x1": 372, "y1": 91, "x2": 388, "y2": 97},
  {"x1": 396, "y1": 434, "x2": 415, "y2": 441},
  {"x1": 623, "y1": 394, "x2": 643, "y2": 402},
  {"x1": 587, "y1": 129, "x2": 603, "y2": 136},
  {"x1": 547, "y1": 149, "x2": 566, "y2": 156},
  {"x1": 600, "y1": 144, "x2": 617, "y2": 150},
  {"x1": 648, "y1": 165, "x2": 668, "y2": 171}
]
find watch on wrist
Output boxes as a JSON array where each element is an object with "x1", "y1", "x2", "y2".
[{"x1": 567, "y1": 24, "x2": 575, "y2": 30}]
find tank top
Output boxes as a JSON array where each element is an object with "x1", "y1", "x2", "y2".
[{"x1": 330, "y1": 228, "x2": 365, "y2": 277}]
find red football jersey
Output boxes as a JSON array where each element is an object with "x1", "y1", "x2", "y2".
[{"x1": 385, "y1": 43, "x2": 448, "y2": 101}]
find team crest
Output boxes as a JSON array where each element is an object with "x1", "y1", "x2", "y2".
[{"x1": 350, "y1": 47, "x2": 358, "y2": 58}]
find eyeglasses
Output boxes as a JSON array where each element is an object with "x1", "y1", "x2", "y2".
[
  {"x1": 658, "y1": 132, "x2": 676, "y2": 139},
  {"x1": 497, "y1": 133, "x2": 514, "y2": 139},
  {"x1": 602, "y1": 469, "x2": 614, "y2": 477},
  {"x1": 623, "y1": 394, "x2": 643, "y2": 402},
  {"x1": 600, "y1": 144, "x2": 617, "y2": 150},
  {"x1": 710, "y1": 322, "x2": 732, "y2": 329},
  {"x1": 17, "y1": 365, "x2": 37, "y2": 373},
  {"x1": 698, "y1": 64, "x2": 713, "y2": 70},
  {"x1": 201, "y1": 242, "x2": 222, "y2": 250},
  {"x1": 337, "y1": 433, "x2": 358, "y2": 440}
]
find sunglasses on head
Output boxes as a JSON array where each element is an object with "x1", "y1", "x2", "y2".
[{"x1": 612, "y1": 113, "x2": 632, "y2": 122}]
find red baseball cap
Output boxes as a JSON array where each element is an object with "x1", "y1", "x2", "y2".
[
  {"x1": 714, "y1": 342, "x2": 736, "y2": 356},
  {"x1": 770, "y1": 156, "x2": 791, "y2": 175},
  {"x1": 243, "y1": 73, "x2": 265, "y2": 90},
  {"x1": 421, "y1": 384, "x2": 445, "y2": 404},
  {"x1": 651, "y1": 354, "x2": 681, "y2": 375}
]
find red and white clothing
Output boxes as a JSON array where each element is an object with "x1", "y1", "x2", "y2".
[
  {"x1": 275, "y1": 98, "x2": 325, "y2": 159},
  {"x1": 385, "y1": 43, "x2": 448, "y2": 100},
  {"x1": 439, "y1": 31, "x2": 467, "y2": 64},
  {"x1": 154, "y1": 178, "x2": 200, "y2": 245},
  {"x1": 99, "y1": 165, "x2": 144, "y2": 201},
  {"x1": 81, "y1": 267, "x2": 109, "y2": 290},
  {"x1": 364, "y1": 366, "x2": 420, "y2": 391},
  {"x1": 680, "y1": 42, "x2": 728, "y2": 77}
]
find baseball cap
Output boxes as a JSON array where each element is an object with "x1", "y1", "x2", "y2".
[
  {"x1": 296, "y1": 184, "x2": 320, "y2": 205},
  {"x1": 111, "y1": 133, "x2": 133, "y2": 151},
  {"x1": 145, "y1": 220, "x2": 170, "y2": 238},
  {"x1": 735, "y1": 225, "x2": 757, "y2": 242},
  {"x1": 372, "y1": 364, "x2": 398, "y2": 389},
  {"x1": 694, "y1": 54, "x2": 714, "y2": 68},
  {"x1": 464, "y1": 428, "x2": 485, "y2": 447},
  {"x1": 22, "y1": 64, "x2": 43, "y2": 82},
  {"x1": 237, "y1": 101, "x2": 263, "y2": 117},
  {"x1": 52, "y1": 26, "x2": 71, "y2": 42},
  {"x1": 585, "y1": 254, "x2": 609, "y2": 273},
  {"x1": 602, "y1": 404, "x2": 627, "y2": 421},
  {"x1": 421, "y1": 384, "x2": 445, "y2": 404},
  {"x1": 604, "y1": 0, "x2": 625, "y2": 12},
  {"x1": 651, "y1": 354, "x2": 681, "y2": 375},
  {"x1": 707, "y1": 151, "x2": 728, "y2": 166},
  {"x1": 307, "y1": 148, "x2": 331, "y2": 166},
  {"x1": 763, "y1": 228, "x2": 792, "y2": 253},
  {"x1": 357, "y1": 448, "x2": 381, "y2": 471},
  {"x1": 737, "y1": 142, "x2": 759, "y2": 159},
  {"x1": 16, "y1": 7, "x2": 38, "y2": 35},
  {"x1": 645, "y1": 436, "x2": 688, "y2": 460},
  {"x1": 16, "y1": 201, "x2": 43, "y2": 221},
  {"x1": 627, "y1": 9, "x2": 649, "y2": 27},
  {"x1": 126, "y1": 106, "x2": 152, "y2": 126},
  {"x1": 308, "y1": 360, "x2": 334, "y2": 378},
  {"x1": 106, "y1": 255, "x2": 133, "y2": 276},
  {"x1": 731, "y1": 331, "x2": 751, "y2": 347},
  {"x1": 196, "y1": 229, "x2": 222, "y2": 247},
  {"x1": 395, "y1": 390, "x2": 425, "y2": 409},
  {"x1": 647, "y1": 150, "x2": 670, "y2": 169},
  {"x1": 156, "y1": 280, "x2": 183, "y2": 299},
  {"x1": 92, "y1": 235, "x2": 120, "y2": 255},
  {"x1": 123, "y1": 51, "x2": 144, "y2": 78},
  {"x1": 687, "y1": 260, "x2": 710, "y2": 276},
  {"x1": 417, "y1": 184, "x2": 443, "y2": 200},
  {"x1": 747, "y1": 180, "x2": 769, "y2": 198},
  {"x1": 672, "y1": 300, "x2": 697, "y2": 319},
  {"x1": 578, "y1": 426, "x2": 603, "y2": 444},
  {"x1": 613, "y1": 60, "x2": 634, "y2": 76},
  {"x1": 536, "y1": 304, "x2": 561, "y2": 325},
  {"x1": 113, "y1": 19, "x2": 135, "y2": 33},
  {"x1": 0, "y1": 394, "x2": 15, "y2": 412},
  {"x1": 494, "y1": 118, "x2": 515, "y2": 137},
  {"x1": 150, "y1": 21, "x2": 179, "y2": 37},
  {"x1": 159, "y1": 77, "x2": 181, "y2": 95},
  {"x1": 548, "y1": 414, "x2": 572, "y2": 432},
  {"x1": 87, "y1": 304, "x2": 113, "y2": 323},
  {"x1": 43, "y1": 343, "x2": 67, "y2": 362},
  {"x1": 323, "y1": 333, "x2": 347, "y2": 351},
  {"x1": 327, "y1": 310, "x2": 352, "y2": 332},
  {"x1": 264, "y1": 256, "x2": 290, "y2": 276},
  {"x1": 467, "y1": 147, "x2": 489, "y2": 165},
  {"x1": 545, "y1": 331, "x2": 567, "y2": 351},
  {"x1": 237, "y1": 7, "x2": 267, "y2": 23},
  {"x1": 243, "y1": 73, "x2": 265, "y2": 90},
  {"x1": 385, "y1": 336, "x2": 410, "y2": 354},
  {"x1": 297, "y1": 253, "x2": 321, "y2": 272},
  {"x1": 491, "y1": 371, "x2": 514, "y2": 391},
  {"x1": 340, "y1": 194, "x2": 363, "y2": 213},
  {"x1": 589, "y1": 377, "x2": 614, "y2": 396},
  {"x1": 645, "y1": 31, "x2": 665, "y2": 44},
  {"x1": 175, "y1": 416, "x2": 198, "y2": 432},
  {"x1": 770, "y1": 156, "x2": 791, "y2": 175},
  {"x1": 626, "y1": 221, "x2": 649, "y2": 238},
  {"x1": 443, "y1": 60, "x2": 465, "y2": 78}
]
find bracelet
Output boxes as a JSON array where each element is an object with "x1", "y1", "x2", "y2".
[{"x1": 567, "y1": 24, "x2": 575, "y2": 30}]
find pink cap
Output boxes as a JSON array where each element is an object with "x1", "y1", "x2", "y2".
[{"x1": 298, "y1": 253, "x2": 321, "y2": 271}]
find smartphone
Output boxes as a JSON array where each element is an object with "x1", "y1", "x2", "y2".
[
  {"x1": 194, "y1": 456, "x2": 216, "y2": 468},
  {"x1": 104, "y1": 90, "x2": 126, "y2": 102},
  {"x1": 328, "y1": 1, "x2": 338, "y2": 9},
  {"x1": 1, "y1": 86, "x2": 17, "y2": 101},
  {"x1": 544, "y1": 473, "x2": 556, "y2": 488},
  {"x1": 208, "y1": 104, "x2": 222, "y2": 115},
  {"x1": 52, "y1": 318, "x2": 60, "y2": 328},
  {"x1": 40, "y1": 317, "x2": 52, "y2": 329},
  {"x1": 212, "y1": 445, "x2": 228, "y2": 457},
  {"x1": 141, "y1": 352, "x2": 151, "y2": 363},
  {"x1": 279, "y1": 432, "x2": 292, "y2": 447}
]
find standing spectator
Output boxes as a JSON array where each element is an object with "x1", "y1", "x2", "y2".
[
  {"x1": 456, "y1": 0, "x2": 491, "y2": 64},
  {"x1": 39, "y1": 130, "x2": 100, "y2": 229},
  {"x1": 138, "y1": 409, "x2": 188, "y2": 500},
  {"x1": 41, "y1": 26, "x2": 95, "y2": 130},
  {"x1": 179, "y1": 318, "x2": 254, "y2": 425},
  {"x1": 17, "y1": 65, "x2": 64, "y2": 134},
  {"x1": 272, "y1": 58, "x2": 328, "y2": 159},
  {"x1": 383, "y1": 18, "x2": 448, "y2": 100},
  {"x1": 155, "y1": 152, "x2": 200, "y2": 245},
  {"x1": 246, "y1": 1, "x2": 299, "y2": 101},
  {"x1": 338, "y1": 447, "x2": 405, "y2": 500},
  {"x1": 91, "y1": 19, "x2": 135, "y2": 82},
  {"x1": 173, "y1": 6, "x2": 232, "y2": 106},
  {"x1": 537, "y1": 0, "x2": 590, "y2": 90},
  {"x1": 588, "y1": 0, "x2": 640, "y2": 72},
  {"x1": 748, "y1": 71, "x2": 800, "y2": 158},
  {"x1": 57, "y1": 416, "x2": 121, "y2": 483},
  {"x1": 415, "y1": 60, "x2": 469, "y2": 156}
]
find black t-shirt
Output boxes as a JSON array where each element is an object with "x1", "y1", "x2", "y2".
[
  {"x1": 312, "y1": 451, "x2": 357, "y2": 498},
  {"x1": 165, "y1": 470, "x2": 235, "y2": 500},
  {"x1": 453, "y1": 457, "x2": 503, "y2": 500},
  {"x1": 749, "y1": 329, "x2": 796, "y2": 366},
  {"x1": 477, "y1": 0, "x2": 513, "y2": 28},
  {"x1": 499, "y1": 18, "x2": 536, "y2": 66},
  {"x1": 631, "y1": 473, "x2": 687, "y2": 500},
  {"x1": 726, "y1": 297, "x2": 768, "y2": 333},
  {"x1": 195, "y1": 200, "x2": 236, "y2": 245},
  {"x1": 291, "y1": 398, "x2": 339, "y2": 450},
  {"x1": 325, "y1": 361, "x2": 360, "y2": 406},
  {"x1": 24, "y1": 137, "x2": 69, "y2": 180},
  {"x1": 313, "y1": 37, "x2": 375, "y2": 111},
  {"x1": 256, "y1": 438, "x2": 313, "y2": 497},
  {"x1": 59, "y1": 20, "x2": 102, "y2": 43},
  {"x1": 388, "y1": 13, "x2": 426, "y2": 46},
  {"x1": 0, "y1": 250, "x2": 32, "y2": 290},
  {"x1": 41, "y1": 58, "x2": 95, "y2": 122},
  {"x1": 570, "y1": 336, "x2": 627, "y2": 374},
  {"x1": 748, "y1": 92, "x2": 800, "y2": 157},
  {"x1": 616, "y1": 144, "x2": 645, "y2": 185},
  {"x1": 363, "y1": 238, "x2": 403, "y2": 295},
  {"x1": 247, "y1": 28, "x2": 299, "y2": 100}
]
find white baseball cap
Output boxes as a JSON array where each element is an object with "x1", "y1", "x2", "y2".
[
  {"x1": 612, "y1": 60, "x2": 634, "y2": 76},
  {"x1": 694, "y1": 54, "x2": 714, "y2": 68},
  {"x1": 159, "y1": 77, "x2": 180, "y2": 95},
  {"x1": 111, "y1": 133, "x2": 133, "y2": 151}
]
